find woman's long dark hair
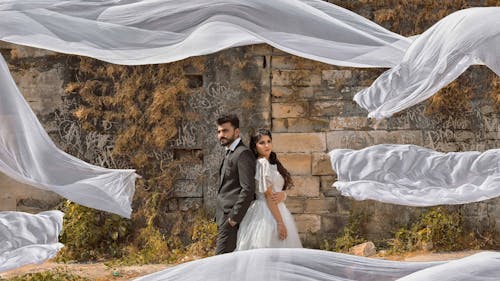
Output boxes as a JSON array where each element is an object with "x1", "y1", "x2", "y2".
[{"x1": 250, "y1": 129, "x2": 293, "y2": 190}]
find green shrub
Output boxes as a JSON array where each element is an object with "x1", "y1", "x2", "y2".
[
  {"x1": 57, "y1": 200, "x2": 131, "y2": 262},
  {"x1": 1, "y1": 270, "x2": 89, "y2": 281},
  {"x1": 389, "y1": 207, "x2": 463, "y2": 253}
]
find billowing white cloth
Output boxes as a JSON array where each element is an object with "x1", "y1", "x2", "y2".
[
  {"x1": 354, "y1": 7, "x2": 500, "y2": 119},
  {"x1": 0, "y1": 0, "x2": 410, "y2": 67},
  {"x1": 0, "y1": 55, "x2": 137, "y2": 218},
  {"x1": 236, "y1": 158, "x2": 302, "y2": 250},
  {"x1": 133, "y1": 248, "x2": 500, "y2": 281},
  {"x1": 397, "y1": 251, "x2": 500, "y2": 281},
  {"x1": 0, "y1": 211, "x2": 64, "y2": 272},
  {"x1": 329, "y1": 144, "x2": 500, "y2": 206}
]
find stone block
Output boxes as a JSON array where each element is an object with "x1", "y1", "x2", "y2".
[
  {"x1": 272, "y1": 102, "x2": 308, "y2": 118},
  {"x1": 321, "y1": 70, "x2": 352, "y2": 89},
  {"x1": 294, "y1": 214, "x2": 321, "y2": 233},
  {"x1": 285, "y1": 197, "x2": 305, "y2": 214},
  {"x1": 273, "y1": 132, "x2": 326, "y2": 153},
  {"x1": 287, "y1": 176, "x2": 320, "y2": 197},
  {"x1": 287, "y1": 117, "x2": 330, "y2": 132},
  {"x1": 320, "y1": 176, "x2": 340, "y2": 197},
  {"x1": 249, "y1": 44, "x2": 272, "y2": 55},
  {"x1": 0, "y1": 196, "x2": 16, "y2": 211},
  {"x1": 271, "y1": 86, "x2": 314, "y2": 101},
  {"x1": 10, "y1": 45, "x2": 57, "y2": 59},
  {"x1": 173, "y1": 180, "x2": 203, "y2": 197},
  {"x1": 311, "y1": 101, "x2": 343, "y2": 116},
  {"x1": 11, "y1": 67, "x2": 65, "y2": 115},
  {"x1": 321, "y1": 214, "x2": 349, "y2": 233},
  {"x1": 311, "y1": 153, "x2": 335, "y2": 176},
  {"x1": 330, "y1": 117, "x2": 367, "y2": 130},
  {"x1": 272, "y1": 118, "x2": 288, "y2": 132},
  {"x1": 279, "y1": 153, "x2": 312, "y2": 175},
  {"x1": 349, "y1": 241, "x2": 376, "y2": 257},
  {"x1": 326, "y1": 130, "x2": 423, "y2": 150},
  {"x1": 272, "y1": 70, "x2": 321, "y2": 87},
  {"x1": 304, "y1": 198, "x2": 337, "y2": 214},
  {"x1": 178, "y1": 198, "x2": 203, "y2": 211}
]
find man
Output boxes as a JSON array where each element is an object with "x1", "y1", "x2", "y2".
[{"x1": 215, "y1": 114, "x2": 256, "y2": 254}]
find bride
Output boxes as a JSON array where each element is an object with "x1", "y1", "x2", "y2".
[{"x1": 236, "y1": 129, "x2": 302, "y2": 250}]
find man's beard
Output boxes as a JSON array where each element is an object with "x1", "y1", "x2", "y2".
[{"x1": 219, "y1": 136, "x2": 235, "y2": 147}]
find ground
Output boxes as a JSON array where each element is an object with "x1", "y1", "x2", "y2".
[{"x1": 0, "y1": 250, "x2": 484, "y2": 280}]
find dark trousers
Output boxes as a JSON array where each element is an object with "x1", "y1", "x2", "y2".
[{"x1": 215, "y1": 219, "x2": 239, "y2": 255}]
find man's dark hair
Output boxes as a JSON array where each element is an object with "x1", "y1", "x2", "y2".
[{"x1": 217, "y1": 114, "x2": 240, "y2": 129}]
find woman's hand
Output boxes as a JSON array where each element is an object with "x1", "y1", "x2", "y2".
[
  {"x1": 277, "y1": 222, "x2": 288, "y2": 240},
  {"x1": 271, "y1": 191, "x2": 287, "y2": 204}
]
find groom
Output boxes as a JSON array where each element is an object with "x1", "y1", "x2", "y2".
[{"x1": 215, "y1": 114, "x2": 256, "y2": 254}]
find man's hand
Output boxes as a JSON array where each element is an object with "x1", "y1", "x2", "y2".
[
  {"x1": 228, "y1": 217, "x2": 237, "y2": 227},
  {"x1": 270, "y1": 191, "x2": 287, "y2": 205}
]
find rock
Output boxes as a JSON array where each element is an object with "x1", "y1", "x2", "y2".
[{"x1": 349, "y1": 241, "x2": 376, "y2": 257}]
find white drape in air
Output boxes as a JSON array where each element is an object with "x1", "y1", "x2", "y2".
[
  {"x1": 0, "y1": 211, "x2": 64, "y2": 273},
  {"x1": 329, "y1": 144, "x2": 500, "y2": 206},
  {"x1": 133, "y1": 248, "x2": 500, "y2": 281},
  {"x1": 0, "y1": 0, "x2": 410, "y2": 67},
  {"x1": 354, "y1": 7, "x2": 500, "y2": 119},
  {"x1": 0, "y1": 55, "x2": 137, "y2": 218}
]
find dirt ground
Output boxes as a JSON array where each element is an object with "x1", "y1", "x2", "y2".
[{"x1": 0, "y1": 250, "x2": 485, "y2": 280}]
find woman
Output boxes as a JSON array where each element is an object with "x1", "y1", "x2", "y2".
[{"x1": 236, "y1": 129, "x2": 302, "y2": 250}]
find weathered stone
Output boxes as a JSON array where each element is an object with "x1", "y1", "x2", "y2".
[
  {"x1": 178, "y1": 198, "x2": 203, "y2": 211},
  {"x1": 285, "y1": 197, "x2": 305, "y2": 214},
  {"x1": 367, "y1": 118, "x2": 388, "y2": 130},
  {"x1": 304, "y1": 198, "x2": 336, "y2": 214},
  {"x1": 273, "y1": 132, "x2": 326, "y2": 153},
  {"x1": 272, "y1": 118, "x2": 288, "y2": 132},
  {"x1": 286, "y1": 117, "x2": 330, "y2": 132},
  {"x1": 321, "y1": 214, "x2": 349, "y2": 233},
  {"x1": 349, "y1": 241, "x2": 376, "y2": 257},
  {"x1": 249, "y1": 44, "x2": 272, "y2": 56},
  {"x1": 0, "y1": 196, "x2": 16, "y2": 211},
  {"x1": 294, "y1": 214, "x2": 321, "y2": 233},
  {"x1": 10, "y1": 45, "x2": 57, "y2": 59},
  {"x1": 272, "y1": 86, "x2": 314, "y2": 101},
  {"x1": 173, "y1": 180, "x2": 203, "y2": 197},
  {"x1": 11, "y1": 67, "x2": 65, "y2": 115},
  {"x1": 330, "y1": 117, "x2": 368, "y2": 130},
  {"x1": 311, "y1": 101, "x2": 344, "y2": 116},
  {"x1": 326, "y1": 130, "x2": 424, "y2": 150},
  {"x1": 272, "y1": 102, "x2": 309, "y2": 118},
  {"x1": 279, "y1": 153, "x2": 312, "y2": 175},
  {"x1": 320, "y1": 176, "x2": 340, "y2": 197},
  {"x1": 321, "y1": 70, "x2": 352, "y2": 89},
  {"x1": 272, "y1": 70, "x2": 321, "y2": 87},
  {"x1": 311, "y1": 153, "x2": 335, "y2": 176},
  {"x1": 287, "y1": 176, "x2": 320, "y2": 197}
]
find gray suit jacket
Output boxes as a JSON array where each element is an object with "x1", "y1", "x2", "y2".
[{"x1": 215, "y1": 141, "x2": 256, "y2": 226}]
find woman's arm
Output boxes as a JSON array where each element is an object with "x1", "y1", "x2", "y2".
[
  {"x1": 270, "y1": 191, "x2": 287, "y2": 204},
  {"x1": 264, "y1": 186, "x2": 287, "y2": 240}
]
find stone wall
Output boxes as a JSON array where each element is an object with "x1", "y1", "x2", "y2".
[{"x1": 1, "y1": 0, "x2": 499, "y2": 247}]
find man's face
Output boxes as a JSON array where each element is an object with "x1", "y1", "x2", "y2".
[{"x1": 217, "y1": 122, "x2": 239, "y2": 147}]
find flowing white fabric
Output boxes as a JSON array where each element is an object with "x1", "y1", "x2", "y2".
[
  {"x1": 354, "y1": 7, "x2": 500, "y2": 119},
  {"x1": 0, "y1": 0, "x2": 410, "y2": 67},
  {"x1": 397, "y1": 251, "x2": 500, "y2": 281},
  {"x1": 329, "y1": 144, "x2": 500, "y2": 206},
  {"x1": 133, "y1": 248, "x2": 500, "y2": 281},
  {"x1": 0, "y1": 210, "x2": 64, "y2": 273},
  {"x1": 0, "y1": 55, "x2": 137, "y2": 218},
  {"x1": 236, "y1": 158, "x2": 302, "y2": 250}
]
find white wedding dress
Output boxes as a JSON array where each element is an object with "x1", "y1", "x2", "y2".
[{"x1": 236, "y1": 158, "x2": 302, "y2": 250}]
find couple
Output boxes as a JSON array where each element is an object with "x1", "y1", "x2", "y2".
[{"x1": 215, "y1": 114, "x2": 302, "y2": 254}]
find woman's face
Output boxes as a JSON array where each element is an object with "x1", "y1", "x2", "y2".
[{"x1": 255, "y1": 135, "x2": 272, "y2": 158}]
